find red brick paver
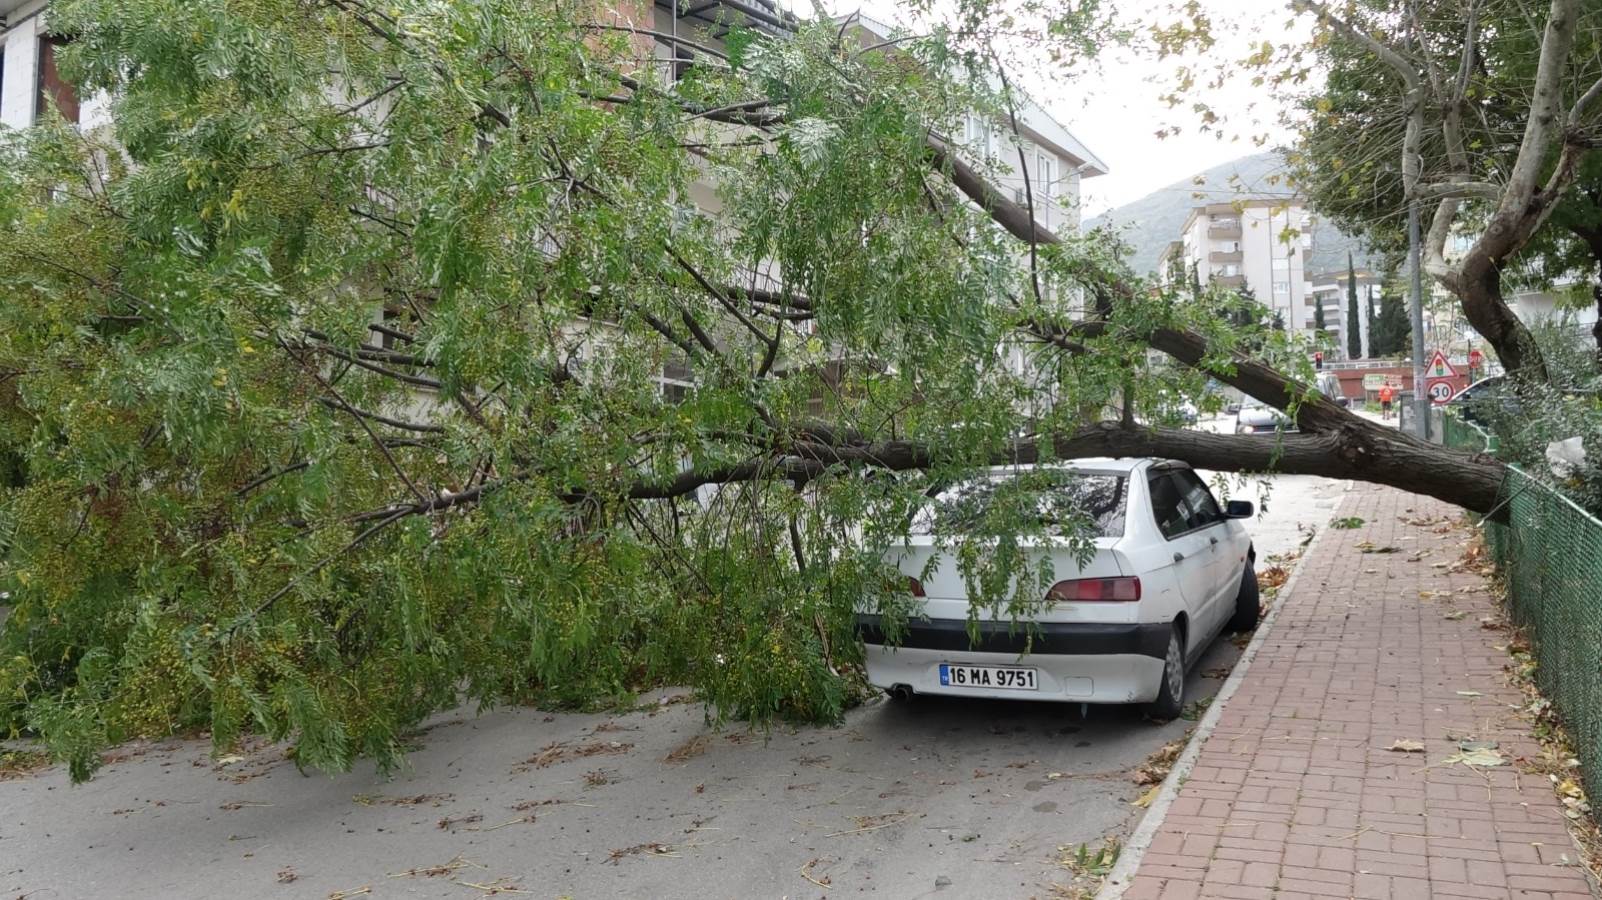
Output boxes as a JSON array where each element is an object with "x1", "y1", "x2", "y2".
[{"x1": 1120, "y1": 485, "x2": 1597, "y2": 900}]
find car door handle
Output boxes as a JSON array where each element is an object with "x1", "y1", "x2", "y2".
[{"x1": 1173, "y1": 551, "x2": 1185, "y2": 563}]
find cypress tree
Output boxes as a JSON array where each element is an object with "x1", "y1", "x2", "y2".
[{"x1": 1346, "y1": 253, "x2": 1362, "y2": 358}]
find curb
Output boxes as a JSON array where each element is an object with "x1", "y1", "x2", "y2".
[{"x1": 1096, "y1": 486, "x2": 1348, "y2": 898}]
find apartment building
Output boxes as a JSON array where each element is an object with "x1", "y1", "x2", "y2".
[
  {"x1": 1161, "y1": 200, "x2": 1317, "y2": 337},
  {"x1": 0, "y1": 0, "x2": 111, "y2": 130},
  {"x1": 1306, "y1": 265, "x2": 1381, "y2": 359}
]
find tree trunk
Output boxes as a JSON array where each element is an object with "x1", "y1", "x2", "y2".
[
  {"x1": 1457, "y1": 252, "x2": 1546, "y2": 381},
  {"x1": 1592, "y1": 265, "x2": 1602, "y2": 364}
]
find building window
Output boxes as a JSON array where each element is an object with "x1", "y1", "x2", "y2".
[
  {"x1": 1274, "y1": 281, "x2": 1290, "y2": 295},
  {"x1": 654, "y1": 40, "x2": 695, "y2": 83},
  {"x1": 37, "y1": 36, "x2": 80, "y2": 124},
  {"x1": 1035, "y1": 150, "x2": 1057, "y2": 199},
  {"x1": 659, "y1": 357, "x2": 694, "y2": 404}
]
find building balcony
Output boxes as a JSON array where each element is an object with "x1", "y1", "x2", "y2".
[
  {"x1": 1207, "y1": 220, "x2": 1242, "y2": 239},
  {"x1": 1209, "y1": 250, "x2": 1243, "y2": 264},
  {"x1": 1213, "y1": 274, "x2": 1246, "y2": 289}
]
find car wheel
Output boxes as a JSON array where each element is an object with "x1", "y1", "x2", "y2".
[
  {"x1": 1145, "y1": 627, "x2": 1185, "y2": 720},
  {"x1": 1228, "y1": 563, "x2": 1260, "y2": 632}
]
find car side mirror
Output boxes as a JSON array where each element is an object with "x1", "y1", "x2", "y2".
[{"x1": 1224, "y1": 500, "x2": 1254, "y2": 519}]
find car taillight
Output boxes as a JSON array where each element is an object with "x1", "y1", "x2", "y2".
[
  {"x1": 1047, "y1": 576, "x2": 1141, "y2": 602},
  {"x1": 906, "y1": 577, "x2": 926, "y2": 597}
]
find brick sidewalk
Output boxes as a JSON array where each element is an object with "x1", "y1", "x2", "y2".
[{"x1": 1117, "y1": 485, "x2": 1596, "y2": 900}]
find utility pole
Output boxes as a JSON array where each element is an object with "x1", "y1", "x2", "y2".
[{"x1": 1407, "y1": 198, "x2": 1429, "y2": 440}]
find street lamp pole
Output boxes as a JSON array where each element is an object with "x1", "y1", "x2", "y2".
[{"x1": 1407, "y1": 198, "x2": 1429, "y2": 440}]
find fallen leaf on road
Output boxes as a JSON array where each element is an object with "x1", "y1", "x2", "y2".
[
  {"x1": 1444, "y1": 610, "x2": 1466, "y2": 621},
  {"x1": 1444, "y1": 747, "x2": 1507, "y2": 768},
  {"x1": 1259, "y1": 565, "x2": 1290, "y2": 591},
  {"x1": 663, "y1": 734, "x2": 710, "y2": 763},
  {"x1": 1132, "y1": 785, "x2": 1160, "y2": 808},
  {"x1": 1387, "y1": 739, "x2": 1426, "y2": 753},
  {"x1": 1456, "y1": 690, "x2": 1482, "y2": 697},
  {"x1": 607, "y1": 842, "x2": 677, "y2": 864},
  {"x1": 437, "y1": 812, "x2": 483, "y2": 831}
]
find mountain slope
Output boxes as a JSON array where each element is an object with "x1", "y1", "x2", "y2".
[{"x1": 1087, "y1": 151, "x2": 1377, "y2": 277}]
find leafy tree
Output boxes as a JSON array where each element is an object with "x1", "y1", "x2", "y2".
[
  {"x1": 1346, "y1": 254, "x2": 1362, "y2": 359},
  {"x1": 0, "y1": 0, "x2": 1523, "y2": 779},
  {"x1": 1369, "y1": 287, "x2": 1412, "y2": 357},
  {"x1": 1289, "y1": 0, "x2": 1602, "y2": 380},
  {"x1": 1367, "y1": 286, "x2": 1381, "y2": 356}
]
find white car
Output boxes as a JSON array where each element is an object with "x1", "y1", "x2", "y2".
[
  {"x1": 1235, "y1": 397, "x2": 1293, "y2": 434},
  {"x1": 858, "y1": 458, "x2": 1257, "y2": 718}
]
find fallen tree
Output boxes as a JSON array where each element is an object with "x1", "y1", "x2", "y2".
[{"x1": 0, "y1": 0, "x2": 1582, "y2": 778}]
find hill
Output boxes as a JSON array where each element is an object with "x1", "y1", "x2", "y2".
[{"x1": 1086, "y1": 151, "x2": 1378, "y2": 277}]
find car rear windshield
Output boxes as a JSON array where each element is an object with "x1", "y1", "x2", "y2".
[{"x1": 911, "y1": 471, "x2": 1128, "y2": 539}]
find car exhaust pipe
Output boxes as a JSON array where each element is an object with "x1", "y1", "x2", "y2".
[{"x1": 888, "y1": 684, "x2": 913, "y2": 701}]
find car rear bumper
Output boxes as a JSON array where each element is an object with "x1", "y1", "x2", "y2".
[
  {"x1": 855, "y1": 614, "x2": 1170, "y2": 658},
  {"x1": 856, "y1": 615, "x2": 1175, "y2": 704},
  {"x1": 861, "y1": 643, "x2": 1166, "y2": 704}
]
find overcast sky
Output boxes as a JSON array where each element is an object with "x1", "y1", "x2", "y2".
[{"x1": 804, "y1": 0, "x2": 1315, "y2": 217}]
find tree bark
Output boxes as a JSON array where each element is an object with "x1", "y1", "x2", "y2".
[{"x1": 1456, "y1": 253, "x2": 1545, "y2": 379}]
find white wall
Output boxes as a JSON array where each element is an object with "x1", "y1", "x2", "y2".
[
  {"x1": 1, "y1": 2, "x2": 111, "y2": 131},
  {"x1": 1239, "y1": 205, "x2": 1311, "y2": 331},
  {"x1": 0, "y1": 1, "x2": 48, "y2": 130}
]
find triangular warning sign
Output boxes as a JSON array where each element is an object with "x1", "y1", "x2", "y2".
[{"x1": 1425, "y1": 350, "x2": 1457, "y2": 379}]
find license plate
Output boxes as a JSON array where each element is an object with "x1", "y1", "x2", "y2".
[{"x1": 939, "y1": 664, "x2": 1037, "y2": 690}]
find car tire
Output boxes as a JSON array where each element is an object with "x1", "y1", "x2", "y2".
[
  {"x1": 1228, "y1": 563, "x2": 1260, "y2": 632},
  {"x1": 1145, "y1": 627, "x2": 1185, "y2": 720}
]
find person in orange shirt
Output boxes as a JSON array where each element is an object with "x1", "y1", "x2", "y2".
[{"x1": 1378, "y1": 383, "x2": 1395, "y2": 419}]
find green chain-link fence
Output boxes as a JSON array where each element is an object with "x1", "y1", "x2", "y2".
[{"x1": 1444, "y1": 414, "x2": 1602, "y2": 803}]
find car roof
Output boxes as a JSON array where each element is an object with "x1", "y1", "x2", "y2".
[{"x1": 980, "y1": 457, "x2": 1152, "y2": 476}]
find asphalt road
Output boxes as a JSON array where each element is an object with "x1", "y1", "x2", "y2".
[{"x1": 0, "y1": 445, "x2": 1349, "y2": 900}]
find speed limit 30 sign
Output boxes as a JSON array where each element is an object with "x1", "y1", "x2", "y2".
[{"x1": 1426, "y1": 378, "x2": 1457, "y2": 404}]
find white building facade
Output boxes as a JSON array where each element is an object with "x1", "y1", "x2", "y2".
[
  {"x1": 0, "y1": 0, "x2": 112, "y2": 130},
  {"x1": 1168, "y1": 200, "x2": 1318, "y2": 337}
]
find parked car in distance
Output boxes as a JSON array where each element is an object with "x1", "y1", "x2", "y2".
[
  {"x1": 1315, "y1": 372, "x2": 1350, "y2": 408},
  {"x1": 1449, "y1": 375, "x2": 1508, "y2": 426},
  {"x1": 857, "y1": 459, "x2": 1258, "y2": 719},
  {"x1": 1235, "y1": 397, "x2": 1293, "y2": 434}
]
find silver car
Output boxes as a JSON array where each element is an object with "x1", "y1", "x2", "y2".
[{"x1": 1235, "y1": 398, "x2": 1292, "y2": 434}]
